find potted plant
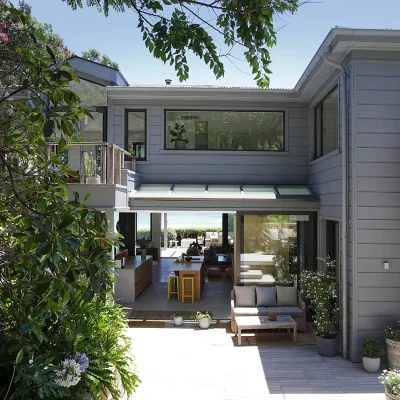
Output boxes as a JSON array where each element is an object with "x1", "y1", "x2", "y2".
[
  {"x1": 301, "y1": 257, "x2": 340, "y2": 357},
  {"x1": 379, "y1": 369, "x2": 400, "y2": 400},
  {"x1": 267, "y1": 312, "x2": 277, "y2": 321},
  {"x1": 191, "y1": 310, "x2": 214, "y2": 329},
  {"x1": 136, "y1": 237, "x2": 151, "y2": 258},
  {"x1": 360, "y1": 336, "x2": 385, "y2": 373},
  {"x1": 385, "y1": 323, "x2": 400, "y2": 370},
  {"x1": 171, "y1": 312, "x2": 184, "y2": 326},
  {"x1": 84, "y1": 152, "x2": 100, "y2": 184},
  {"x1": 169, "y1": 123, "x2": 189, "y2": 149}
]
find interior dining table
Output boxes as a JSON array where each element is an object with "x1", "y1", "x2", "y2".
[{"x1": 168, "y1": 256, "x2": 205, "y2": 301}]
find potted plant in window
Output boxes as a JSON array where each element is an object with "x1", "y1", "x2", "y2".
[
  {"x1": 360, "y1": 336, "x2": 385, "y2": 373},
  {"x1": 84, "y1": 152, "x2": 100, "y2": 184},
  {"x1": 301, "y1": 257, "x2": 340, "y2": 357},
  {"x1": 169, "y1": 122, "x2": 189, "y2": 149},
  {"x1": 379, "y1": 369, "x2": 400, "y2": 400},
  {"x1": 171, "y1": 312, "x2": 184, "y2": 326},
  {"x1": 191, "y1": 310, "x2": 214, "y2": 329},
  {"x1": 136, "y1": 238, "x2": 151, "y2": 258},
  {"x1": 385, "y1": 323, "x2": 400, "y2": 370}
]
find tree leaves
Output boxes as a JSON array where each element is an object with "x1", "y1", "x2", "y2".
[{"x1": 61, "y1": 0, "x2": 302, "y2": 87}]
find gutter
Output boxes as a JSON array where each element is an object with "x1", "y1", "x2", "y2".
[{"x1": 322, "y1": 49, "x2": 348, "y2": 359}]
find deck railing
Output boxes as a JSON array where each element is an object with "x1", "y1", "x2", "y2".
[{"x1": 45, "y1": 142, "x2": 133, "y2": 185}]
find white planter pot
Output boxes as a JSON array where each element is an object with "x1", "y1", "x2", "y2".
[
  {"x1": 198, "y1": 317, "x2": 211, "y2": 329},
  {"x1": 86, "y1": 177, "x2": 101, "y2": 184},
  {"x1": 362, "y1": 357, "x2": 381, "y2": 373},
  {"x1": 174, "y1": 317, "x2": 183, "y2": 326}
]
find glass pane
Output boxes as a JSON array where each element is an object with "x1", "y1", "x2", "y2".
[
  {"x1": 277, "y1": 186, "x2": 312, "y2": 196},
  {"x1": 80, "y1": 112, "x2": 104, "y2": 142},
  {"x1": 136, "y1": 212, "x2": 151, "y2": 254},
  {"x1": 240, "y1": 214, "x2": 315, "y2": 286},
  {"x1": 165, "y1": 110, "x2": 284, "y2": 151},
  {"x1": 208, "y1": 185, "x2": 240, "y2": 193},
  {"x1": 127, "y1": 111, "x2": 146, "y2": 160},
  {"x1": 173, "y1": 184, "x2": 206, "y2": 193},
  {"x1": 242, "y1": 185, "x2": 276, "y2": 199},
  {"x1": 68, "y1": 80, "x2": 107, "y2": 106},
  {"x1": 138, "y1": 184, "x2": 171, "y2": 193},
  {"x1": 322, "y1": 88, "x2": 339, "y2": 156}
]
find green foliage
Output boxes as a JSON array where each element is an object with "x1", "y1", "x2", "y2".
[
  {"x1": 169, "y1": 122, "x2": 188, "y2": 143},
  {"x1": 61, "y1": 0, "x2": 304, "y2": 87},
  {"x1": 171, "y1": 312, "x2": 184, "y2": 319},
  {"x1": 273, "y1": 240, "x2": 297, "y2": 284},
  {"x1": 300, "y1": 257, "x2": 340, "y2": 338},
  {"x1": 191, "y1": 311, "x2": 214, "y2": 322},
  {"x1": 136, "y1": 237, "x2": 151, "y2": 249},
  {"x1": 379, "y1": 370, "x2": 400, "y2": 396},
  {"x1": 81, "y1": 48, "x2": 119, "y2": 69},
  {"x1": 360, "y1": 337, "x2": 385, "y2": 359},
  {"x1": 385, "y1": 323, "x2": 400, "y2": 342},
  {"x1": 0, "y1": 6, "x2": 139, "y2": 399}
]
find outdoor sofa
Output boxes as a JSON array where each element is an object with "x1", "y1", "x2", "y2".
[{"x1": 230, "y1": 285, "x2": 306, "y2": 333}]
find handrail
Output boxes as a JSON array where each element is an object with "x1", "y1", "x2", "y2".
[{"x1": 45, "y1": 141, "x2": 134, "y2": 185}]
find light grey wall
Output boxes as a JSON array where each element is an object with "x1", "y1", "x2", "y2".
[
  {"x1": 307, "y1": 63, "x2": 355, "y2": 359},
  {"x1": 352, "y1": 59, "x2": 400, "y2": 359},
  {"x1": 110, "y1": 99, "x2": 309, "y2": 184}
]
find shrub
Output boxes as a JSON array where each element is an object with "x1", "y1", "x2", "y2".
[
  {"x1": 385, "y1": 323, "x2": 400, "y2": 342},
  {"x1": 379, "y1": 370, "x2": 400, "y2": 396},
  {"x1": 360, "y1": 337, "x2": 385, "y2": 359},
  {"x1": 300, "y1": 257, "x2": 340, "y2": 338}
]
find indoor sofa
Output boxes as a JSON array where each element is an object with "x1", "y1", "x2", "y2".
[{"x1": 230, "y1": 285, "x2": 306, "y2": 333}]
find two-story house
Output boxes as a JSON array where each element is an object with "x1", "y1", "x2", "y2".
[{"x1": 64, "y1": 27, "x2": 400, "y2": 362}]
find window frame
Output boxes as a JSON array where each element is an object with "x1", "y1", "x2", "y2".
[
  {"x1": 81, "y1": 106, "x2": 107, "y2": 142},
  {"x1": 164, "y1": 109, "x2": 286, "y2": 152},
  {"x1": 125, "y1": 109, "x2": 147, "y2": 161},
  {"x1": 314, "y1": 85, "x2": 339, "y2": 159}
]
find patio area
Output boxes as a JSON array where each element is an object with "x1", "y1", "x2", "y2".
[{"x1": 127, "y1": 325, "x2": 385, "y2": 400}]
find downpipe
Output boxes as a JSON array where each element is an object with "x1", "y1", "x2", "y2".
[{"x1": 322, "y1": 49, "x2": 348, "y2": 359}]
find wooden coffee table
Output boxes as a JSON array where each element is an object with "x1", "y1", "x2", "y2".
[{"x1": 235, "y1": 315, "x2": 297, "y2": 345}]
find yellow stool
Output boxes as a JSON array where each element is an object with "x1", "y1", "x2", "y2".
[
  {"x1": 181, "y1": 276, "x2": 195, "y2": 304},
  {"x1": 167, "y1": 275, "x2": 179, "y2": 301}
]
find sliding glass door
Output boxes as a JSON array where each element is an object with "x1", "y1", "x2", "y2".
[{"x1": 239, "y1": 213, "x2": 316, "y2": 286}]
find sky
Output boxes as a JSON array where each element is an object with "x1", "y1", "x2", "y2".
[{"x1": 21, "y1": 0, "x2": 400, "y2": 88}]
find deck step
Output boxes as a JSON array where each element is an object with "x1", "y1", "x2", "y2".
[{"x1": 240, "y1": 270, "x2": 263, "y2": 279}]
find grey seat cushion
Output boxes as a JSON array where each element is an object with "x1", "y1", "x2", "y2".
[
  {"x1": 256, "y1": 286, "x2": 277, "y2": 307},
  {"x1": 234, "y1": 286, "x2": 256, "y2": 307},
  {"x1": 266, "y1": 306, "x2": 304, "y2": 318},
  {"x1": 276, "y1": 286, "x2": 298, "y2": 306},
  {"x1": 234, "y1": 307, "x2": 268, "y2": 316}
]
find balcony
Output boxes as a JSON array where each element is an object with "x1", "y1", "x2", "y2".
[{"x1": 46, "y1": 142, "x2": 140, "y2": 209}]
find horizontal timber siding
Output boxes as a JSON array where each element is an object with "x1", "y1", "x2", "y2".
[{"x1": 354, "y1": 60, "x2": 400, "y2": 351}]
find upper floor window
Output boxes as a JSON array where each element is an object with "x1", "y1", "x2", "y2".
[
  {"x1": 314, "y1": 86, "x2": 339, "y2": 158},
  {"x1": 165, "y1": 110, "x2": 285, "y2": 151},
  {"x1": 125, "y1": 110, "x2": 146, "y2": 161}
]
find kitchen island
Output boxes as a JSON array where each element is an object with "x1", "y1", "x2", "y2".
[
  {"x1": 168, "y1": 257, "x2": 205, "y2": 301},
  {"x1": 114, "y1": 256, "x2": 153, "y2": 302}
]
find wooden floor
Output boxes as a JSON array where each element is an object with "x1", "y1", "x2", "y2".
[
  {"x1": 127, "y1": 326, "x2": 385, "y2": 400},
  {"x1": 120, "y1": 258, "x2": 233, "y2": 320}
]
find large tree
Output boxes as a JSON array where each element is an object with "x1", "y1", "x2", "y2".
[
  {"x1": 62, "y1": 0, "x2": 305, "y2": 87},
  {"x1": 0, "y1": 4, "x2": 139, "y2": 398},
  {"x1": 3, "y1": 1, "x2": 119, "y2": 68}
]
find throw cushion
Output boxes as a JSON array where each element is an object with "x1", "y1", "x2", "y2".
[
  {"x1": 256, "y1": 286, "x2": 277, "y2": 307},
  {"x1": 234, "y1": 286, "x2": 256, "y2": 307},
  {"x1": 276, "y1": 286, "x2": 298, "y2": 306}
]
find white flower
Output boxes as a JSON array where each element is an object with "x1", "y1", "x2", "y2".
[{"x1": 54, "y1": 358, "x2": 82, "y2": 388}]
